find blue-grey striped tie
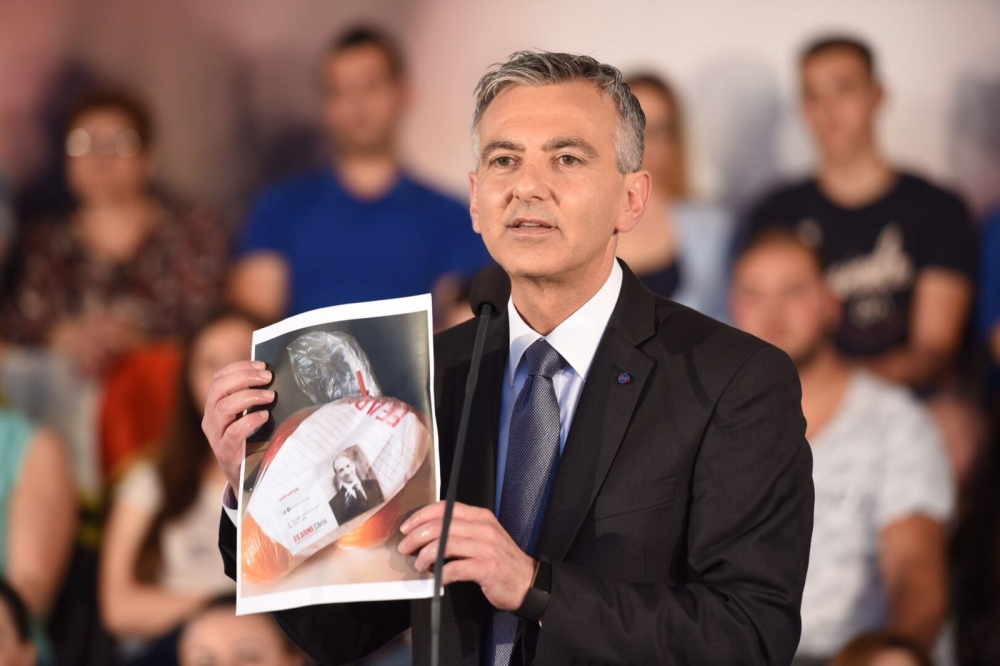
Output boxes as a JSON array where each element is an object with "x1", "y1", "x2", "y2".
[{"x1": 485, "y1": 338, "x2": 565, "y2": 666}]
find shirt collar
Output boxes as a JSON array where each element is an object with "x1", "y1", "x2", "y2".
[{"x1": 507, "y1": 261, "x2": 623, "y2": 387}]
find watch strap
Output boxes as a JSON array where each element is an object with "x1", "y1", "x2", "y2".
[{"x1": 515, "y1": 556, "x2": 551, "y2": 622}]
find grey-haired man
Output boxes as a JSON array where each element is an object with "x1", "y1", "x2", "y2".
[{"x1": 208, "y1": 51, "x2": 813, "y2": 665}]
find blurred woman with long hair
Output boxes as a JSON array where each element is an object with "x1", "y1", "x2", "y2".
[{"x1": 100, "y1": 310, "x2": 257, "y2": 664}]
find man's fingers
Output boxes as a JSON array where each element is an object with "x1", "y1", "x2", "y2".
[
  {"x1": 205, "y1": 366, "x2": 272, "y2": 409},
  {"x1": 412, "y1": 536, "x2": 485, "y2": 572},
  {"x1": 213, "y1": 359, "x2": 265, "y2": 381},
  {"x1": 399, "y1": 518, "x2": 443, "y2": 555},
  {"x1": 440, "y1": 559, "x2": 478, "y2": 587},
  {"x1": 398, "y1": 516, "x2": 496, "y2": 556},
  {"x1": 213, "y1": 389, "x2": 275, "y2": 423},
  {"x1": 400, "y1": 501, "x2": 445, "y2": 533},
  {"x1": 400, "y1": 501, "x2": 493, "y2": 534},
  {"x1": 220, "y1": 411, "x2": 269, "y2": 452}
]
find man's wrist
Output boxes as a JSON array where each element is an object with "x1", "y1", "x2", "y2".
[{"x1": 515, "y1": 556, "x2": 551, "y2": 623}]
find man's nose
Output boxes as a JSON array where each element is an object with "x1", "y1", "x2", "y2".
[{"x1": 512, "y1": 162, "x2": 549, "y2": 202}]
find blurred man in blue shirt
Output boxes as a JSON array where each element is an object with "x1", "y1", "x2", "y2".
[{"x1": 230, "y1": 27, "x2": 490, "y2": 321}]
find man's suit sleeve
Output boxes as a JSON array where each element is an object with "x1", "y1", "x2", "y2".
[
  {"x1": 536, "y1": 345, "x2": 814, "y2": 665},
  {"x1": 218, "y1": 509, "x2": 411, "y2": 665}
]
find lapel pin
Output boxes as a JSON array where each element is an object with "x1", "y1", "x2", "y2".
[{"x1": 617, "y1": 372, "x2": 631, "y2": 385}]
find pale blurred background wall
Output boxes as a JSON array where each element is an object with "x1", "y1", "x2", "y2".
[
  {"x1": 2, "y1": 0, "x2": 999, "y2": 218},
  {"x1": 402, "y1": 0, "x2": 1000, "y2": 217}
]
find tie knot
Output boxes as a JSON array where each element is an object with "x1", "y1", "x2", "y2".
[{"x1": 524, "y1": 339, "x2": 564, "y2": 378}]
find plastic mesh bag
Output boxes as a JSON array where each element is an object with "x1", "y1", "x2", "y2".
[{"x1": 287, "y1": 331, "x2": 381, "y2": 403}]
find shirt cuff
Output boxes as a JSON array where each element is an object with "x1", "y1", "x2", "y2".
[{"x1": 222, "y1": 483, "x2": 239, "y2": 526}]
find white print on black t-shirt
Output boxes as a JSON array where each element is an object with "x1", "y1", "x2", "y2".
[{"x1": 817, "y1": 223, "x2": 914, "y2": 329}]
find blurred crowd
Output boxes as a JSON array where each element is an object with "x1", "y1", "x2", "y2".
[{"x1": 0, "y1": 23, "x2": 997, "y2": 666}]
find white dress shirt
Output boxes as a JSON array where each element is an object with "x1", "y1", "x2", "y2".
[{"x1": 494, "y1": 261, "x2": 623, "y2": 512}]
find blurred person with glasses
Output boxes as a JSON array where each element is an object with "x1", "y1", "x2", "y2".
[
  {"x1": 228, "y1": 27, "x2": 490, "y2": 325},
  {"x1": 0, "y1": 88, "x2": 229, "y2": 378}
]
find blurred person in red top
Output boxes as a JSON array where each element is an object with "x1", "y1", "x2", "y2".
[
  {"x1": 100, "y1": 310, "x2": 256, "y2": 664},
  {"x1": 0, "y1": 88, "x2": 229, "y2": 377}
]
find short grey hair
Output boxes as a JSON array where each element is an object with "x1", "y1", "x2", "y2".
[{"x1": 472, "y1": 50, "x2": 646, "y2": 173}]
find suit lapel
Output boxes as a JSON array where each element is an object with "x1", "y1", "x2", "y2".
[{"x1": 536, "y1": 263, "x2": 657, "y2": 561}]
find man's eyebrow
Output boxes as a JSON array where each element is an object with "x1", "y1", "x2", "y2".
[
  {"x1": 479, "y1": 139, "x2": 525, "y2": 162},
  {"x1": 541, "y1": 136, "x2": 599, "y2": 159}
]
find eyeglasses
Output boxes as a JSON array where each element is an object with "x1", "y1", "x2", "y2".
[{"x1": 65, "y1": 128, "x2": 143, "y2": 157}]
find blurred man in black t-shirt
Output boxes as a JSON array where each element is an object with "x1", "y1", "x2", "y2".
[{"x1": 744, "y1": 36, "x2": 975, "y2": 390}]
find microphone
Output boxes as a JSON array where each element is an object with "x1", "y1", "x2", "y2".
[
  {"x1": 430, "y1": 265, "x2": 510, "y2": 666},
  {"x1": 468, "y1": 264, "x2": 512, "y2": 320}
]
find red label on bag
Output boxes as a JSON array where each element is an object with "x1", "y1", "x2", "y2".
[{"x1": 353, "y1": 397, "x2": 408, "y2": 428}]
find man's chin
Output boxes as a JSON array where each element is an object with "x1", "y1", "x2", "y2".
[{"x1": 500, "y1": 261, "x2": 565, "y2": 283}]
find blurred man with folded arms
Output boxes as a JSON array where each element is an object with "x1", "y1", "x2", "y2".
[
  {"x1": 229, "y1": 27, "x2": 489, "y2": 323},
  {"x1": 731, "y1": 230, "x2": 953, "y2": 666}
]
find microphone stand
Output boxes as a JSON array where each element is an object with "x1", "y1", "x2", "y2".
[{"x1": 430, "y1": 303, "x2": 493, "y2": 666}]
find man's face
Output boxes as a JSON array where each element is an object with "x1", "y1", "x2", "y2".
[
  {"x1": 320, "y1": 45, "x2": 404, "y2": 155},
  {"x1": 334, "y1": 457, "x2": 359, "y2": 486},
  {"x1": 470, "y1": 81, "x2": 648, "y2": 284},
  {"x1": 800, "y1": 48, "x2": 882, "y2": 162},
  {"x1": 730, "y1": 241, "x2": 839, "y2": 365}
]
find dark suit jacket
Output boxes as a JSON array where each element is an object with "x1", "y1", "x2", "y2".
[
  {"x1": 219, "y1": 261, "x2": 814, "y2": 665},
  {"x1": 329, "y1": 479, "x2": 385, "y2": 524}
]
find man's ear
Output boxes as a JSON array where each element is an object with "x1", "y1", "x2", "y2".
[
  {"x1": 615, "y1": 170, "x2": 651, "y2": 234},
  {"x1": 469, "y1": 171, "x2": 481, "y2": 234}
]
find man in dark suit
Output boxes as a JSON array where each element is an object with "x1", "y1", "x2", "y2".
[
  {"x1": 204, "y1": 50, "x2": 814, "y2": 665},
  {"x1": 329, "y1": 455, "x2": 385, "y2": 524}
]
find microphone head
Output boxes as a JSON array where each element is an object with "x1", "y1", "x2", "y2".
[{"x1": 469, "y1": 265, "x2": 511, "y2": 317}]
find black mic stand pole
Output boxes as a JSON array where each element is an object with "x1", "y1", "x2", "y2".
[{"x1": 430, "y1": 303, "x2": 494, "y2": 666}]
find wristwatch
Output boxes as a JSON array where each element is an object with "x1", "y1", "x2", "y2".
[{"x1": 515, "y1": 556, "x2": 552, "y2": 622}]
